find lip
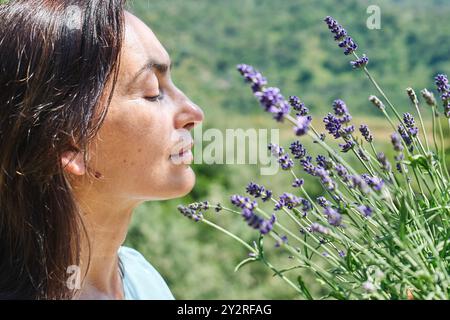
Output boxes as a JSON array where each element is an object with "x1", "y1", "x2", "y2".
[{"x1": 170, "y1": 141, "x2": 194, "y2": 158}]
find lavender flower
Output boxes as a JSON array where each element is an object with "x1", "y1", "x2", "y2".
[
  {"x1": 338, "y1": 250, "x2": 346, "y2": 258},
  {"x1": 361, "y1": 174, "x2": 385, "y2": 192},
  {"x1": 316, "y1": 155, "x2": 329, "y2": 169},
  {"x1": 268, "y1": 143, "x2": 285, "y2": 157},
  {"x1": 406, "y1": 87, "x2": 418, "y2": 105},
  {"x1": 275, "y1": 235, "x2": 288, "y2": 248},
  {"x1": 292, "y1": 178, "x2": 304, "y2": 188},
  {"x1": 377, "y1": 152, "x2": 392, "y2": 172},
  {"x1": 350, "y1": 54, "x2": 369, "y2": 68},
  {"x1": 246, "y1": 182, "x2": 272, "y2": 202},
  {"x1": 259, "y1": 214, "x2": 276, "y2": 235},
  {"x1": 278, "y1": 153, "x2": 294, "y2": 170},
  {"x1": 324, "y1": 206, "x2": 343, "y2": 227},
  {"x1": 177, "y1": 205, "x2": 203, "y2": 222},
  {"x1": 369, "y1": 95, "x2": 385, "y2": 110},
  {"x1": 300, "y1": 155, "x2": 316, "y2": 176},
  {"x1": 294, "y1": 115, "x2": 312, "y2": 136},
  {"x1": 398, "y1": 124, "x2": 413, "y2": 152},
  {"x1": 435, "y1": 74, "x2": 449, "y2": 93},
  {"x1": 310, "y1": 223, "x2": 330, "y2": 235},
  {"x1": 391, "y1": 132, "x2": 403, "y2": 152},
  {"x1": 342, "y1": 125, "x2": 355, "y2": 137},
  {"x1": 289, "y1": 95, "x2": 309, "y2": 116},
  {"x1": 403, "y1": 113, "x2": 418, "y2": 137},
  {"x1": 323, "y1": 113, "x2": 342, "y2": 138},
  {"x1": 338, "y1": 36, "x2": 358, "y2": 55},
  {"x1": 275, "y1": 193, "x2": 303, "y2": 210},
  {"x1": 315, "y1": 167, "x2": 337, "y2": 191},
  {"x1": 421, "y1": 89, "x2": 436, "y2": 106},
  {"x1": 357, "y1": 148, "x2": 369, "y2": 162},
  {"x1": 335, "y1": 163, "x2": 349, "y2": 181},
  {"x1": 301, "y1": 199, "x2": 312, "y2": 213},
  {"x1": 289, "y1": 141, "x2": 307, "y2": 159},
  {"x1": 324, "y1": 16, "x2": 359, "y2": 56},
  {"x1": 359, "y1": 124, "x2": 373, "y2": 143},
  {"x1": 324, "y1": 16, "x2": 347, "y2": 41},
  {"x1": 242, "y1": 208, "x2": 276, "y2": 235},
  {"x1": 434, "y1": 74, "x2": 450, "y2": 117},
  {"x1": 255, "y1": 87, "x2": 291, "y2": 122},
  {"x1": 317, "y1": 196, "x2": 330, "y2": 208},
  {"x1": 349, "y1": 175, "x2": 370, "y2": 194},
  {"x1": 339, "y1": 140, "x2": 355, "y2": 153},
  {"x1": 333, "y1": 99, "x2": 349, "y2": 116},
  {"x1": 230, "y1": 195, "x2": 258, "y2": 210},
  {"x1": 357, "y1": 205, "x2": 373, "y2": 218},
  {"x1": 237, "y1": 64, "x2": 267, "y2": 92}
]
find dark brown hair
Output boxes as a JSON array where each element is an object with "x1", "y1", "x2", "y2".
[{"x1": 0, "y1": 0, "x2": 125, "y2": 299}]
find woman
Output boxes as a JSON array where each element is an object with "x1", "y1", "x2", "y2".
[{"x1": 0, "y1": 0, "x2": 204, "y2": 299}]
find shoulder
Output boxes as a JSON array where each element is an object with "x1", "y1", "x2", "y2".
[{"x1": 118, "y1": 246, "x2": 175, "y2": 300}]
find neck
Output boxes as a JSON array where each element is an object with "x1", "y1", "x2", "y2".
[{"x1": 71, "y1": 179, "x2": 142, "y2": 299}]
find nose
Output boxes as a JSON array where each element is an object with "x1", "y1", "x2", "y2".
[{"x1": 174, "y1": 94, "x2": 204, "y2": 131}]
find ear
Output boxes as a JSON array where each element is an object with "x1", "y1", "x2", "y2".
[{"x1": 61, "y1": 150, "x2": 86, "y2": 176}]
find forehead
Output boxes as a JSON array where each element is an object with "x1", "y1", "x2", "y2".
[{"x1": 118, "y1": 12, "x2": 170, "y2": 83}]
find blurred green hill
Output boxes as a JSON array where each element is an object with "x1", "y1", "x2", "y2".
[{"x1": 129, "y1": 0, "x2": 450, "y2": 119}]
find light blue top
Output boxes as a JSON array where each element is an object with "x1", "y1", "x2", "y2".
[{"x1": 118, "y1": 246, "x2": 175, "y2": 300}]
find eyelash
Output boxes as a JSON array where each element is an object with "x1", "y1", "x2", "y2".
[{"x1": 145, "y1": 94, "x2": 163, "y2": 102}]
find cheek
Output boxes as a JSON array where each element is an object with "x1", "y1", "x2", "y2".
[
  {"x1": 87, "y1": 100, "x2": 196, "y2": 200},
  {"x1": 90, "y1": 101, "x2": 172, "y2": 179}
]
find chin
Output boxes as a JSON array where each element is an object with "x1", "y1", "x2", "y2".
[{"x1": 163, "y1": 167, "x2": 196, "y2": 199}]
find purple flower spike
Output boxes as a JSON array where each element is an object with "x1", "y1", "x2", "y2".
[
  {"x1": 310, "y1": 223, "x2": 330, "y2": 235},
  {"x1": 294, "y1": 115, "x2": 312, "y2": 136},
  {"x1": 357, "y1": 205, "x2": 373, "y2": 218},
  {"x1": 376, "y1": 152, "x2": 392, "y2": 172},
  {"x1": 324, "y1": 16, "x2": 348, "y2": 41},
  {"x1": 435, "y1": 74, "x2": 449, "y2": 94},
  {"x1": 324, "y1": 206, "x2": 343, "y2": 227},
  {"x1": 350, "y1": 54, "x2": 369, "y2": 68},
  {"x1": 339, "y1": 140, "x2": 355, "y2": 153},
  {"x1": 237, "y1": 64, "x2": 267, "y2": 93},
  {"x1": 359, "y1": 124, "x2": 373, "y2": 143},
  {"x1": 333, "y1": 99, "x2": 349, "y2": 116},
  {"x1": 434, "y1": 74, "x2": 450, "y2": 118},
  {"x1": 323, "y1": 113, "x2": 342, "y2": 139},
  {"x1": 292, "y1": 178, "x2": 304, "y2": 188},
  {"x1": 268, "y1": 143, "x2": 285, "y2": 157},
  {"x1": 246, "y1": 182, "x2": 272, "y2": 202},
  {"x1": 289, "y1": 96, "x2": 309, "y2": 116},
  {"x1": 275, "y1": 235, "x2": 288, "y2": 248},
  {"x1": 289, "y1": 141, "x2": 307, "y2": 159},
  {"x1": 391, "y1": 132, "x2": 403, "y2": 152},
  {"x1": 278, "y1": 153, "x2": 294, "y2": 170}
]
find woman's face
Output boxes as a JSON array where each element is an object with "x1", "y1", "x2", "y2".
[{"x1": 69, "y1": 11, "x2": 204, "y2": 202}]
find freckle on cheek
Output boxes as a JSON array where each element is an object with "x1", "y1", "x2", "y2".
[
  {"x1": 123, "y1": 159, "x2": 127, "y2": 163},
  {"x1": 138, "y1": 148, "x2": 142, "y2": 153}
]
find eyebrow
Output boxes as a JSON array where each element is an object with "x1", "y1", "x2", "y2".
[{"x1": 130, "y1": 58, "x2": 171, "y2": 84}]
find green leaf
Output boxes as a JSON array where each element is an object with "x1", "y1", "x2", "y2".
[
  {"x1": 297, "y1": 276, "x2": 314, "y2": 300},
  {"x1": 405, "y1": 154, "x2": 430, "y2": 170}
]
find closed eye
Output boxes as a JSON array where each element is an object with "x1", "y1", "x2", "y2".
[{"x1": 145, "y1": 94, "x2": 163, "y2": 102}]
